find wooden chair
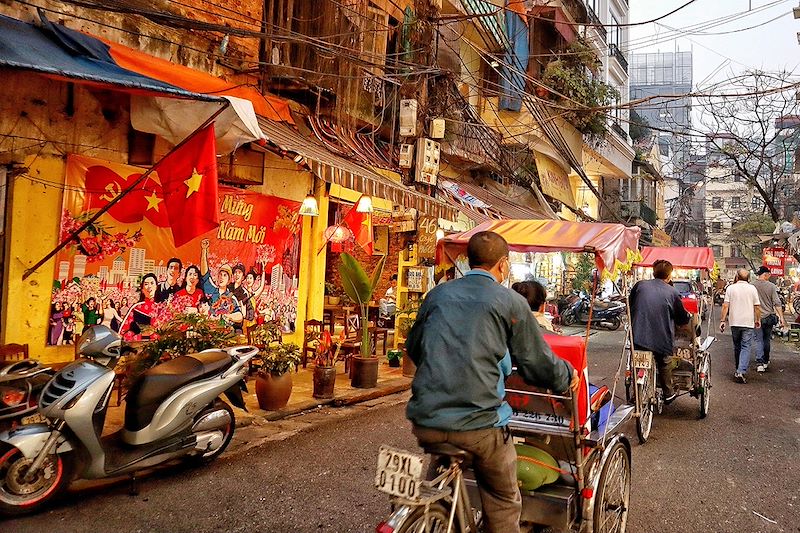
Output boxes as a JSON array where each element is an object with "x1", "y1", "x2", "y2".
[
  {"x1": 345, "y1": 314, "x2": 360, "y2": 338},
  {"x1": 302, "y1": 319, "x2": 324, "y2": 368},
  {"x1": 322, "y1": 309, "x2": 335, "y2": 333},
  {"x1": 0, "y1": 343, "x2": 29, "y2": 363}
]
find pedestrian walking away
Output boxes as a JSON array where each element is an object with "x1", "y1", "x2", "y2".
[
  {"x1": 629, "y1": 259, "x2": 692, "y2": 404},
  {"x1": 751, "y1": 266, "x2": 786, "y2": 373},
  {"x1": 405, "y1": 230, "x2": 578, "y2": 533},
  {"x1": 719, "y1": 268, "x2": 761, "y2": 383}
]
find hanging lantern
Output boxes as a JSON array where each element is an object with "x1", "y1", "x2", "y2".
[
  {"x1": 324, "y1": 225, "x2": 353, "y2": 243},
  {"x1": 299, "y1": 194, "x2": 319, "y2": 216}
]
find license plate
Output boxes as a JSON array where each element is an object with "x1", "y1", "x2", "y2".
[
  {"x1": 633, "y1": 350, "x2": 652, "y2": 369},
  {"x1": 375, "y1": 446, "x2": 424, "y2": 500},
  {"x1": 21, "y1": 413, "x2": 47, "y2": 425}
]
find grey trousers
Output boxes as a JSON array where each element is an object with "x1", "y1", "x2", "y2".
[{"x1": 412, "y1": 425, "x2": 520, "y2": 533}]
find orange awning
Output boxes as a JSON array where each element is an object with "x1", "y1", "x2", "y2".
[
  {"x1": 103, "y1": 39, "x2": 293, "y2": 124},
  {"x1": 635, "y1": 247, "x2": 715, "y2": 271}
]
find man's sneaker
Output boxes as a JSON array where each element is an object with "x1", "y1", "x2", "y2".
[
  {"x1": 756, "y1": 364, "x2": 766, "y2": 373},
  {"x1": 734, "y1": 372, "x2": 747, "y2": 384},
  {"x1": 663, "y1": 392, "x2": 678, "y2": 405},
  {"x1": 763, "y1": 361, "x2": 770, "y2": 371}
]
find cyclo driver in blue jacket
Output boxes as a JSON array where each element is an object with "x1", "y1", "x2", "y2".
[{"x1": 405, "y1": 231, "x2": 578, "y2": 533}]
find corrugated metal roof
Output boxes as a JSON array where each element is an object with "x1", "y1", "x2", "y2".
[{"x1": 257, "y1": 117, "x2": 457, "y2": 221}]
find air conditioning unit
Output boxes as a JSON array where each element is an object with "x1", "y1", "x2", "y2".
[
  {"x1": 430, "y1": 118, "x2": 446, "y2": 139},
  {"x1": 415, "y1": 138, "x2": 440, "y2": 185},
  {"x1": 399, "y1": 99, "x2": 418, "y2": 137},
  {"x1": 399, "y1": 143, "x2": 414, "y2": 168}
]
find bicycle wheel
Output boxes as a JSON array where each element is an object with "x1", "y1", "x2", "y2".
[
  {"x1": 395, "y1": 502, "x2": 453, "y2": 533},
  {"x1": 592, "y1": 440, "x2": 631, "y2": 533},
  {"x1": 635, "y1": 365, "x2": 655, "y2": 444},
  {"x1": 699, "y1": 359, "x2": 711, "y2": 419}
]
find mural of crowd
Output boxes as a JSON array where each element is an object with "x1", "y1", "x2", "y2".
[{"x1": 48, "y1": 238, "x2": 299, "y2": 345}]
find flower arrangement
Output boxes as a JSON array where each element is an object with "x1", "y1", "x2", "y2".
[
  {"x1": 60, "y1": 210, "x2": 143, "y2": 263},
  {"x1": 259, "y1": 342, "x2": 302, "y2": 375}
]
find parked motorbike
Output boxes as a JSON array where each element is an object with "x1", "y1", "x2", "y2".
[
  {"x1": 0, "y1": 360, "x2": 54, "y2": 431},
  {"x1": 560, "y1": 292, "x2": 626, "y2": 330},
  {"x1": 0, "y1": 325, "x2": 258, "y2": 516}
]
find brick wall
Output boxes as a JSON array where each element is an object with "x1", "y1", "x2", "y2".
[{"x1": 325, "y1": 233, "x2": 407, "y2": 301}]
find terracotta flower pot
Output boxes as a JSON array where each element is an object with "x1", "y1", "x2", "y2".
[
  {"x1": 401, "y1": 348, "x2": 416, "y2": 378},
  {"x1": 255, "y1": 371, "x2": 292, "y2": 410},
  {"x1": 313, "y1": 366, "x2": 337, "y2": 399},
  {"x1": 327, "y1": 296, "x2": 341, "y2": 305},
  {"x1": 350, "y1": 356, "x2": 379, "y2": 388}
]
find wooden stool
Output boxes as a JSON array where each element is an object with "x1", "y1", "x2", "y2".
[{"x1": 370, "y1": 328, "x2": 389, "y2": 357}]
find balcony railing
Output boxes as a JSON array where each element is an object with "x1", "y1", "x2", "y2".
[
  {"x1": 585, "y1": 2, "x2": 607, "y2": 41},
  {"x1": 611, "y1": 121, "x2": 628, "y2": 141},
  {"x1": 620, "y1": 200, "x2": 658, "y2": 226},
  {"x1": 608, "y1": 43, "x2": 628, "y2": 72}
]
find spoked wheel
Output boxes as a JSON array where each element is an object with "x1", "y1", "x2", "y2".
[
  {"x1": 606, "y1": 317, "x2": 622, "y2": 331},
  {"x1": 699, "y1": 359, "x2": 711, "y2": 419},
  {"x1": 188, "y1": 400, "x2": 235, "y2": 465},
  {"x1": 562, "y1": 312, "x2": 576, "y2": 326},
  {"x1": 635, "y1": 365, "x2": 656, "y2": 444},
  {"x1": 592, "y1": 440, "x2": 631, "y2": 533},
  {"x1": 395, "y1": 502, "x2": 453, "y2": 533},
  {"x1": 0, "y1": 446, "x2": 73, "y2": 516}
]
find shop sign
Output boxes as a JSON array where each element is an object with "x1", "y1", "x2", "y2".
[
  {"x1": 416, "y1": 216, "x2": 438, "y2": 259},
  {"x1": 439, "y1": 180, "x2": 491, "y2": 209},
  {"x1": 47, "y1": 154, "x2": 302, "y2": 346},
  {"x1": 534, "y1": 153, "x2": 575, "y2": 209},
  {"x1": 651, "y1": 227, "x2": 671, "y2": 247},
  {"x1": 763, "y1": 247, "x2": 787, "y2": 275}
]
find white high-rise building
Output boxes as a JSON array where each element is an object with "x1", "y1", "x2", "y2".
[
  {"x1": 58, "y1": 261, "x2": 70, "y2": 282},
  {"x1": 97, "y1": 266, "x2": 109, "y2": 282},
  {"x1": 271, "y1": 264, "x2": 284, "y2": 293},
  {"x1": 154, "y1": 265, "x2": 168, "y2": 281},
  {"x1": 73, "y1": 255, "x2": 87, "y2": 279},
  {"x1": 143, "y1": 259, "x2": 156, "y2": 275},
  {"x1": 129, "y1": 248, "x2": 146, "y2": 277}
]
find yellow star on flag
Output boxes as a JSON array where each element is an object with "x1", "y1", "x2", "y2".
[
  {"x1": 184, "y1": 168, "x2": 204, "y2": 198},
  {"x1": 145, "y1": 192, "x2": 163, "y2": 212}
]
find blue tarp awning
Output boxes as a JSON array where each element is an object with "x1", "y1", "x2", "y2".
[{"x1": 0, "y1": 13, "x2": 218, "y2": 100}]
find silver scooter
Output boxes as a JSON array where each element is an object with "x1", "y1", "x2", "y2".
[{"x1": 0, "y1": 325, "x2": 258, "y2": 516}]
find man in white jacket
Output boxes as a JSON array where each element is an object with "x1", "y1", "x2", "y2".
[{"x1": 719, "y1": 269, "x2": 761, "y2": 383}]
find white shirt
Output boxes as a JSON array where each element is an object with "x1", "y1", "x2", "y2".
[{"x1": 724, "y1": 281, "x2": 760, "y2": 328}]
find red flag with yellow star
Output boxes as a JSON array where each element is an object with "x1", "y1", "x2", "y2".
[
  {"x1": 155, "y1": 124, "x2": 220, "y2": 247},
  {"x1": 342, "y1": 196, "x2": 374, "y2": 255}
]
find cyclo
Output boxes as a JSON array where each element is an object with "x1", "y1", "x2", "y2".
[
  {"x1": 375, "y1": 219, "x2": 641, "y2": 533},
  {"x1": 625, "y1": 246, "x2": 716, "y2": 444}
]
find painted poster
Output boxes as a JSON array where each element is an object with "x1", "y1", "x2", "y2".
[{"x1": 47, "y1": 154, "x2": 302, "y2": 346}]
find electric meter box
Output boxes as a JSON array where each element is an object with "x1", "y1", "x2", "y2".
[
  {"x1": 415, "y1": 138, "x2": 440, "y2": 185},
  {"x1": 399, "y1": 99, "x2": 418, "y2": 137},
  {"x1": 399, "y1": 144, "x2": 414, "y2": 168},
  {"x1": 430, "y1": 118, "x2": 446, "y2": 139}
]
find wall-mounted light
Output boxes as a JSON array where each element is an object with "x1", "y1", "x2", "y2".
[
  {"x1": 435, "y1": 228, "x2": 445, "y2": 241},
  {"x1": 356, "y1": 195, "x2": 374, "y2": 213},
  {"x1": 299, "y1": 192, "x2": 319, "y2": 216}
]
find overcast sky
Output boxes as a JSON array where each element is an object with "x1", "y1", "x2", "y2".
[{"x1": 629, "y1": 0, "x2": 800, "y2": 88}]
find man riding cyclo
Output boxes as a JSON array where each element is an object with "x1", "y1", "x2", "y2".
[
  {"x1": 405, "y1": 231, "x2": 579, "y2": 533},
  {"x1": 629, "y1": 259, "x2": 693, "y2": 404}
]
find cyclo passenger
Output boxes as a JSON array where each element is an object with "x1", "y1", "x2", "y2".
[
  {"x1": 629, "y1": 258, "x2": 692, "y2": 404},
  {"x1": 405, "y1": 231, "x2": 579, "y2": 533}
]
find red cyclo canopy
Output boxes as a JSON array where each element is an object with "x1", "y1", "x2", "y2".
[
  {"x1": 635, "y1": 246, "x2": 715, "y2": 271},
  {"x1": 437, "y1": 219, "x2": 641, "y2": 274}
]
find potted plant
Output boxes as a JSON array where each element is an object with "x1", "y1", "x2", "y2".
[
  {"x1": 387, "y1": 349, "x2": 402, "y2": 368},
  {"x1": 312, "y1": 330, "x2": 344, "y2": 399},
  {"x1": 324, "y1": 282, "x2": 341, "y2": 306},
  {"x1": 338, "y1": 252, "x2": 387, "y2": 388},
  {"x1": 254, "y1": 342, "x2": 301, "y2": 410}
]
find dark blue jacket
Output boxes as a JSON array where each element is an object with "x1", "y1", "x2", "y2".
[
  {"x1": 630, "y1": 278, "x2": 691, "y2": 355},
  {"x1": 405, "y1": 270, "x2": 573, "y2": 431}
]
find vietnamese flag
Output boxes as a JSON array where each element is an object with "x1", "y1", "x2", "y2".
[
  {"x1": 342, "y1": 197, "x2": 374, "y2": 255},
  {"x1": 155, "y1": 124, "x2": 220, "y2": 247}
]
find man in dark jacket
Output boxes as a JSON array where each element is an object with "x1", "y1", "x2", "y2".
[
  {"x1": 405, "y1": 231, "x2": 576, "y2": 533},
  {"x1": 629, "y1": 259, "x2": 692, "y2": 403}
]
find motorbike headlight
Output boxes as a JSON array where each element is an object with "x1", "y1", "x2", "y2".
[{"x1": 0, "y1": 387, "x2": 25, "y2": 407}]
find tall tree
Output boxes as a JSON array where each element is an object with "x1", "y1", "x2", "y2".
[{"x1": 697, "y1": 70, "x2": 800, "y2": 222}]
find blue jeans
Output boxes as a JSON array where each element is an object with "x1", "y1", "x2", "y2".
[
  {"x1": 730, "y1": 326, "x2": 754, "y2": 374},
  {"x1": 753, "y1": 315, "x2": 778, "y2": 364}
]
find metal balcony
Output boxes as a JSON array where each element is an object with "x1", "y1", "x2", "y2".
[
  {"x1": 609, "y1": 43, "x2": 628, "y2": 72},
  {"x1": 610, "y1": 121, "x2": 628, "y2": 142},
  {"x1": 620, "y1": 200, "x2": 658, "y2": 226},
  {"x1": 585, "y1": 3, "x2": 607, "y2": 41}
]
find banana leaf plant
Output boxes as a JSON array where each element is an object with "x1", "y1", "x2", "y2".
[{"x1": 338, "y1": 252, "x2": 387, "y2": 358}]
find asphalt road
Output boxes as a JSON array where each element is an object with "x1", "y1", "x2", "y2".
[{"x1": 4, "y1": 326, "x2": 800, "y2": 533}]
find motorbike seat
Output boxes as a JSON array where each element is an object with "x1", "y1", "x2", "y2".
[
  {"x1": 124, "y1": 350, "x2": 232, "y2": 432},
  {"x1": 423, "y1": 443, "x2": 474, "y2": 465}
]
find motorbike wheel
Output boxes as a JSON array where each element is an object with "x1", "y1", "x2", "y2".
[
  {"x1": 606, "y1": 317, "x2": 622, "y2": 331},
  {"x1": 0, "y1": 445, "x2": 73, "y2": 516},
  {"x1": 188, "y1": 400, "x2": 235, "y2": 465},
  {"x1": 394, "y1": 502, "x2": 453, "y2": 533},
  {"x1": 562, "y1": 312, "x2": 576, "y2": 326}
]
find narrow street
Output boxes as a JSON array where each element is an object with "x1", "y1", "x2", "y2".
[{"x1": 5, "y1": 327, "x2": 800, "y2": 533}]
